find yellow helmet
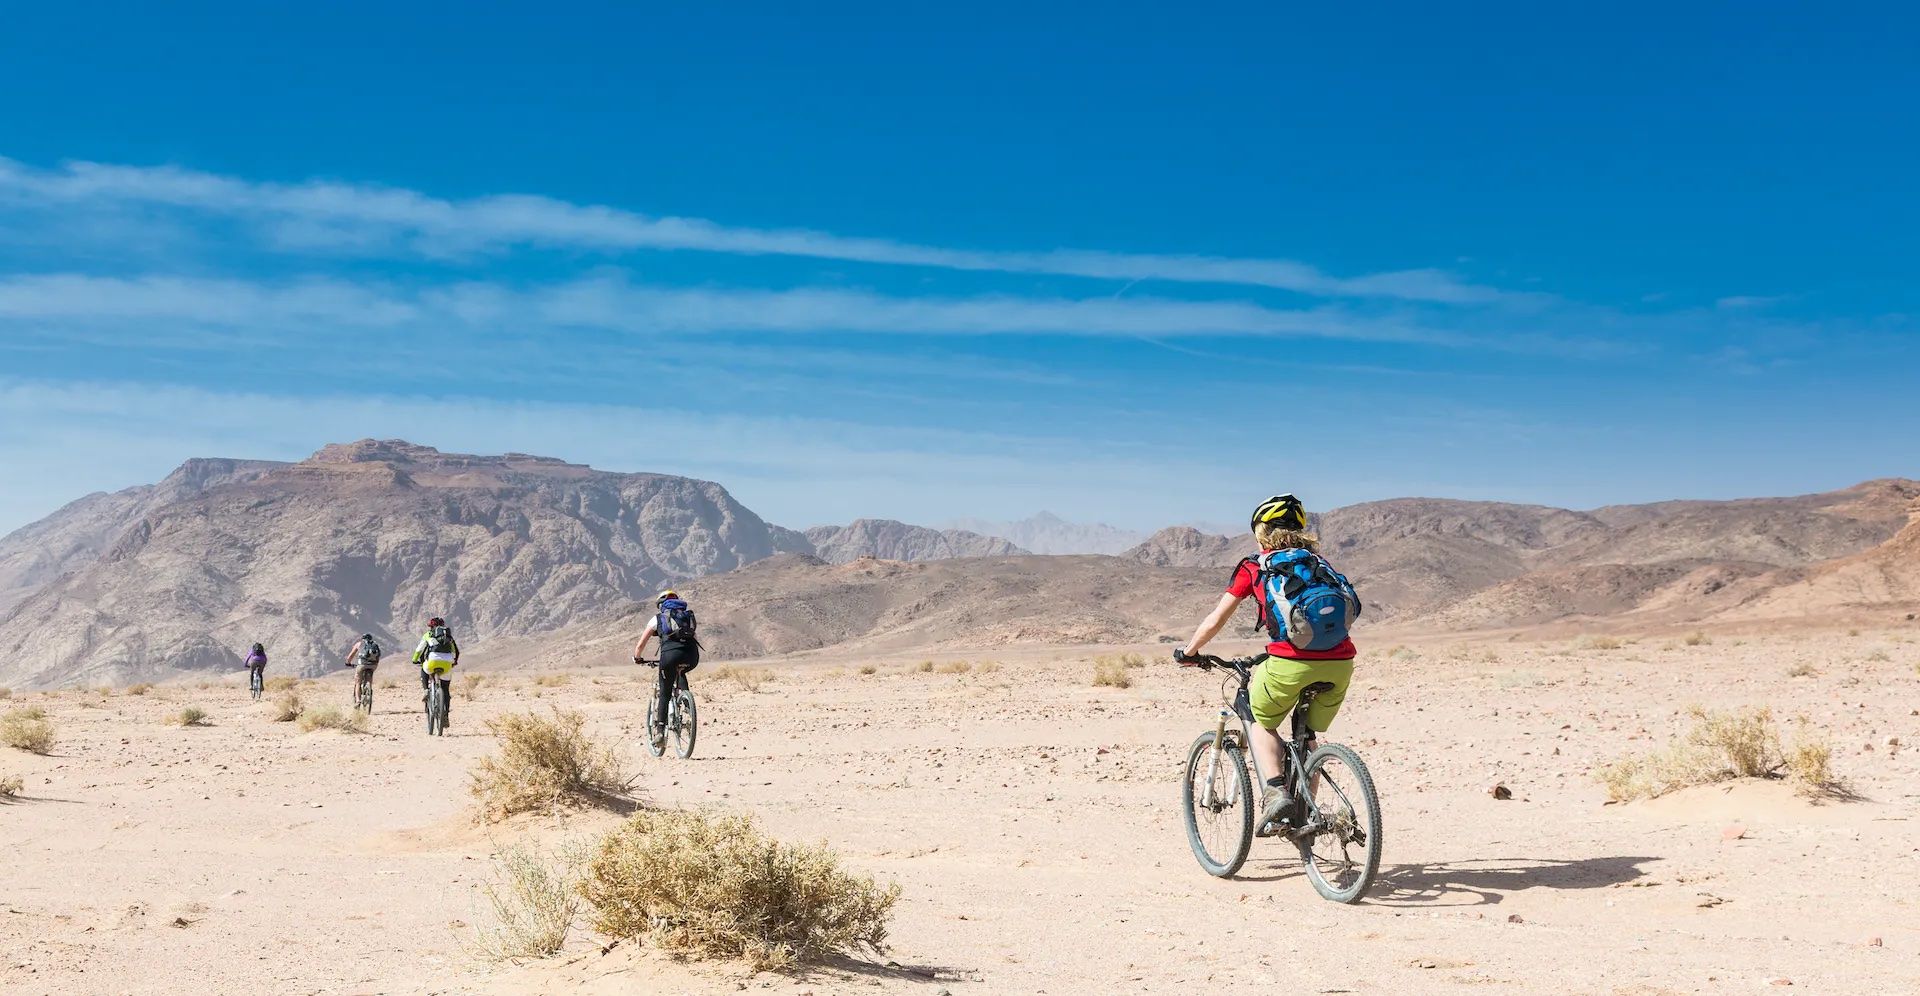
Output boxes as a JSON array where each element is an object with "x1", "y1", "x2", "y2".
[
  {"x1": 1251, "y1": 494, "x2": 1307, "y2": 531},
  {"x1": 656, "y1": 589, "x2": 680, "y2": 604}
]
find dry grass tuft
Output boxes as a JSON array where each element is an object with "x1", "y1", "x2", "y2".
[
  {"x1": 1786, "y1": 661, "x2": 1818, "y2": 678},
  {"x1": 935, "y1": 660, "x2": 972, "y2": 674},
  {"x1": 461, "y1": 674, "x2": 487, "y2": 700},
  {"x1": 1683, "y1": 631, "x2": 1712, "y2": 647},
  {"x1": 1575, "y1": 634, "x2": 1623, "y2": 652},
  {"x1": 714, "y1": 665, "x2": 772, "y2": 693},
  {"x1": 1864, "y1": 648, "x2": 1891, "y2": 663},
  {"x1": 297, "y1": 705, "x2": 368, "y2": 734},
  {"x1": 580, "y1": 808, "x2": 899, "y2": 971},
  {"x1": 126, "y1": 682, "x2": 154, "y2": 696},
  {"x1": 2, "y1": 707, "x2": 54, "y2": 754},
  {"x1": 857, "y1": 664, "x2": 878, "y2": 676},
  {"x1": 1092, "y1": 657, "x2": 1133, "y2": 689},
  {"x1": 269, "y1": 692, "x2": 303, "y2": 722},
  {"x1": 470, "y1": 842, "x2": 585, "y2": 962},
  {"x1": 974, "y1": 660, "x2": 1003, "y2": 675},
  {"x1": 0, "y1": 774, "x2": 21, "y2": 798},
  {"x1": 1596, "y1": 706, "x2": 1845, "y2": 802},
  {"x1": 470, "y1": 708, "x2": 632, "y2": 822},
  {"x1": 534, "y1": 673, "x2": 571, "y2": 688},
  {"x1": 264, "y1": 676, "x2": 298, "y2": 692},
  {"x1": 168, "y1": 706, "x2": 211, "y2": 727}
]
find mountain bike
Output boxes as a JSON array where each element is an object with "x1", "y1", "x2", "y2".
[
  {"x1": 249, "y1": 666, "x2": 264, "y2": 701},
  {"x1": 640, "y1": 658, "x2": 697, "y2": 759},
  {"x1": 422, "y1": 662, "x2": 452, "y2": 736},
  {"x1": 1178, "y1": 653, "x2": 1382, "y2": 903},
  {"x1": 353, "y1": 666, "x2": 375, "y2": 713}
]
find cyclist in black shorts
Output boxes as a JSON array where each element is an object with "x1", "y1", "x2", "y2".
[{"x1": 633, "y1": 590, "x2": 701, "y2": 753}]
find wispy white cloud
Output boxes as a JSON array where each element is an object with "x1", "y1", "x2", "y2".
[
  {"x1": 0, "y1": 157, "x2": 1503, "y2": 303},
  {"x1": 0, "y1": 271, "x2": 1462, "y2": 344}
]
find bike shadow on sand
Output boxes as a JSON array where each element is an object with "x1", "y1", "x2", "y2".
[
  {"x1": 800, "y1": 954, "x2": 981, "y2": 988},
  {"x1": 1240, "y1": 855, "x2": 1658, "y2": 907}
]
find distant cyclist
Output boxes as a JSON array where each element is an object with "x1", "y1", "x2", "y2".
[
  {"x1": 633, "y1": 589, "x2": 701, "y2": 753},
  {"x1": 343, "y1": 633, "x2": 382, "y2": 704},
  {"x1": 243, "y1": 642, "x2": 267, "y2": 690},
  {"x1": 410, "y1": 617, "x2": 460, "y2": 728},
  {"x1": 1174, "y1": 494, "x2": 1362, "y2": 833}
]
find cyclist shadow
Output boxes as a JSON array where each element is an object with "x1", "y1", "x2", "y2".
[
  {"x1": 1370, "y1": 855, "x2": 1659, "y2": 907},
  {"x1": 800, "y1": 955, "x2": 979, "y2": 988},
  {"x1": 1235, "y1": 854, "x2": 1657, "y2": 906}
]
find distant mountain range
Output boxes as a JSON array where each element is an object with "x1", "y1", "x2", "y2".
[
  {"x1": 942, "y1": 512, "x2": 1146, "y2": 555},
  {"x1": 1, "y1": 437, "x2": 1913, "y2": 687}
]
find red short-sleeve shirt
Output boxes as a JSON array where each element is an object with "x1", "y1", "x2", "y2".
[{"x1": 1227, "y1": 559, "x2": 1358, "y2": 660}]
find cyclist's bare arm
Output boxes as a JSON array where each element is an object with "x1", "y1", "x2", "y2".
[
  {"x1": 1183, "y1": 592, "x2": 1243, "y2": 657},
  {"x1": 633, "y1": 618, "x2": 658, "y2": 660}
]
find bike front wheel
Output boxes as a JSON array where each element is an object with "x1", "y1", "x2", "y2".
[
  {"x1": 644, "y1": 673, "x2": 668, "y2": 758},
  {"x1": 671, "y1": 682, "x2": 697, "y2": 759},
  {"x1": 1182, "y1": 731, "x2": 1254, "y2": 878},
  {"x1": 1296, "y1": 742, "x2": 1383, "y2": 903}
]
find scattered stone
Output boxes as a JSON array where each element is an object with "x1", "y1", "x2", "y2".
[
  {"x1": 1886, "y1": 736, "x2": 1902, "y2": 748},
  {"x1": 1507, "y1": 914, "x2": 1524, "y2": 924},
  {"x1": 1722, "y1": 825, "x2": 1747, "y2": 841},
  {"x1": 1488, "y1": 784, "x2": 1512, "y2": 800},
  {"x1": 1697, "y1": 893, "x2": 1727, "y2": 908},
  {"x1": 1866, "y1": 936, "x2": 1883, "y2": 948},
  {"x1": 1768, "y1": 978, "x2": 1793, "y2": 987}
]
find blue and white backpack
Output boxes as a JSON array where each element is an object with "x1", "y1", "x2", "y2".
[
  {"x1": 1250, "y1": 549, "x2": 1361, "y2": 651},
  {"x1": 657, "y1": 598, "x2": 699, "y2": 645}
]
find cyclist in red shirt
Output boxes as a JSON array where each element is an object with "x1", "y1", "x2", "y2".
[{"x1": 1176, "y1": 494, "x2": 1359, "y2": 832}]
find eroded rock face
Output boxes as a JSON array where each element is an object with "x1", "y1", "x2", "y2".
[
  {"x1": 0, "y1": 441, "x2": 805, "y2": 687},
  {"x1": 804, "y1": 519, "x2": 1027, "y2": 564}
]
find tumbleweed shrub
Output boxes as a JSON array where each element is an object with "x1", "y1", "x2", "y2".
[
  {"x1": 1092, "y1": 657, "x2": 1133, "y2": 689},
  {"x1": 0, "y1": 773, "x2": 22, "y2": 798},
  {"x1": 269, "y1": 692, "x2": 303, "y2": 723},
  {"x1": 470, "y1": 842, "x2": 585, "y2": 962},
  {"x1": 126, "y1": 683, "x2": 154, "y2": 696},
  {"x1": 973, "y1": 660, "x2": 1003, "y2": 675},
  {"x1": 470, "y1": 708, "x2": 632, "y2": 822},
  {"x1": 168, "y1": 705, "x2": 211, "y2": 727},
  {"x1": 934, "y1": 660, "x2": 972, "y2": 674},
  {"x1": 1594, "y1": 706, "x2": 1844, "y2": 802},
  {"x1": 297, "y1": 704, "x2": 369, "y2": 733},
  {"x1": 1, "y1": 707, "x2": 54, "y2": 754},
  {"x1": 1574, "y1": 634, "x2": 1623, "y2": 652},
  {"x1": 533, "y1": 673, "x2": 571, "y2": 688},
  {"x1": 1683, "y1": 631, "x2": 1712, "y2": 647},
  {"x1": 714, "y1": 665, "x2": 772, "y2": 693},
  {"x1": 581, "y1": 809, "x2": 900, "y2": 971}
]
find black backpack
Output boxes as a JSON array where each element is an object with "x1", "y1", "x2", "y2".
[
  {"x1": 429, "y1": 625, "x2": 454, "y2": 654},
  {"x1": 360, "y1": 639, "x2": 382, "y2": 665},
  {"x1": 658, "y1": 599, "x2": 697, "y2": 644}
]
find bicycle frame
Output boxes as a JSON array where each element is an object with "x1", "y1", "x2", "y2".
[{"x1": 1195, "y1": 657, "x2": 1328, "y2": 834}]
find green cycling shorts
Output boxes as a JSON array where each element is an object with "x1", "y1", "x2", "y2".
[{"x1": 1248, "y1": 655, "x2": 1354, "y2": 732}]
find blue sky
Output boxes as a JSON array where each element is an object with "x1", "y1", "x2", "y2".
[{"x1": 1, "y1": 2, "x2": 1915, "y2": 536}]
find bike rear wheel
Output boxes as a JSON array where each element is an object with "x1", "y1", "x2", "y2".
[
  {"x1": 1182, "y1": 731, "x2": 1254, "y2": 877},
  {"x1": 426, "y1": 680, "x2": 446, "y2": 736},
  {"x1": 1296, "y1": 742, "x2": 1382, "y2": 903},
  {"x1": 671, "y1": 680, "x2": 697, "y2": 759}
]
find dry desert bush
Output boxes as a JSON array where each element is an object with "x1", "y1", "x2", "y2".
[
  {"x1": 126, "y1": 682, "x2": 153, "y2": 696},
  {"x1": 910, "y1": 660, "x2": 935, "y2": 674},
  {"x1": 470, "y1": 708, "x2": 632, "y2": 822},
  {"x1": 0, "y1": 773, "x2": 22, "y2": 798},
  {"x1": 297, "y1": 705, "x2": 368, "y2": 733},
  {"x1": 974, "y1": 660, "x2": 1003, "y2": 675},
  {"x1": 935, "y1": 660, "x2": 971, "y2": 674},
  {"x1": 1092, "y1": 657, "x2": 1133, "y2": 689},
  {"x1": 1787, "y1": 661, "x2": 1818, "y2": 678},
  {"x1": 1683, "y1": 631, "x2": 1712, "y2": 647},
  {"x1": 580, "y1": 808, "x2": 899, "y2": 971},
  {"x1": 264, "y1": 676, "x2": 298, "y2": 692},
  {"x1": 714, "y1": 665, "x2": 772, "y2": 693},
  {"x1": 269, "y1": 692, "x2": 303, "y2": 722},
  {"x1": 2, "y1": 707, "x2": 54, "y2": 754},
  {"x1": 461, "y1": 674, "x2": 486, "y2": 700},
  {"x1": 1575, "y1": 634, "x2": 1624, "y2": 652},
  {"x1": 471, "y1": 842, "x2": 585, "y2": 962},
  {"x1": 857, "y1": 664, "x2": 878, "y2": 675},
  {"x1": 168, "y1": 706, "x2": 210, "y2": 727},
  {"x1": 1864, "y1": 648, "x2": 1891, "y2": 663},
  {"x1": 1597, "y1": 706, "x2": 1843, "y2": 801},
  {"x1": 534, "y1": 673, "x2": 571, "y2": 688}
]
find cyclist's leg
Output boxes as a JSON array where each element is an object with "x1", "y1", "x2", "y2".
[
  {"x1": 419, "y1": 667, "x2": 431, "y2": 710},
  {"x1": 1247, "y1": 655, "x2": 1310, "y2": 787},
  {"x1": 653, "y1": 654, "x2": 682, "y2": 734},
  {"x1": 440, "y1": 675, "x2": 452, "y2": 725}
]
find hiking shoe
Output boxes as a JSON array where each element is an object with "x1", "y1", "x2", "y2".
[{"x1": 1257, "y1": 786, "x2": 1294, "y2": 835}]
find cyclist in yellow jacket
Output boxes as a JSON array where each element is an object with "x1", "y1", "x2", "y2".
[{"x1": 410, "y1": 616, "x2": 460, "y2": 728}]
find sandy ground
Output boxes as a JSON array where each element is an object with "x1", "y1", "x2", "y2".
[{"x1": 4, "y1": 628, "x2": 1919, "y2": 995}]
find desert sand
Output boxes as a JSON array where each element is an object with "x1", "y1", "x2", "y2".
[{"x1": 4, "y1": 625, "x2": 1918, "y2": 995}]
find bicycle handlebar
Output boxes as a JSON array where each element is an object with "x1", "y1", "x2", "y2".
[{"x1": 1174, "y1": 651, "x2": 1260, "y2": 674}]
